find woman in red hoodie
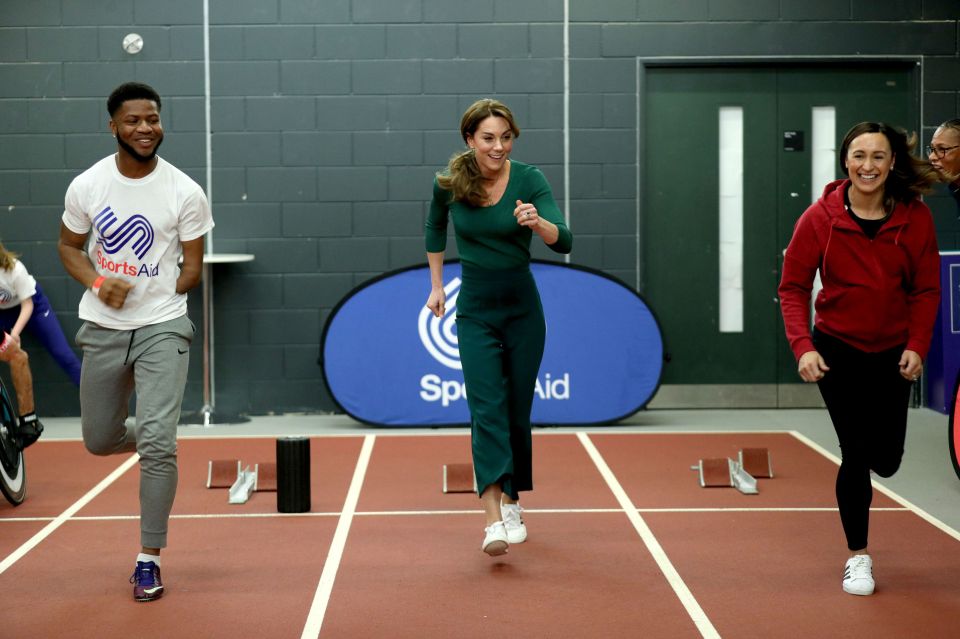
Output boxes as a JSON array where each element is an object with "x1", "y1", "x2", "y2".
[{"x1": 779, "y1": 122, "x2": 941, "y2": 597}]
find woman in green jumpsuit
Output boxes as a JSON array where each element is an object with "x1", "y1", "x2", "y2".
[{"x1": 424, "y1": 99, "x2": 573, "y2": 556}]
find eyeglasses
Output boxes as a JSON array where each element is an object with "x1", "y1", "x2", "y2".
[{"x1": 926, "y1": 144, "x2": 960, "y2": 158}]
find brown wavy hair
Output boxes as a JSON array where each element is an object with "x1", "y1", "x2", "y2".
[
  {"x1": 0, "y1": 240, "x2": 18, "y2": 271},
  {"x1": 839, "y1": 122, "x2": 941, "y2": 206},
  {"x1": 436, "y1": 99, "x2": 520, "y2": 207}
]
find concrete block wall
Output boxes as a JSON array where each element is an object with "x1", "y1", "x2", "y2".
[{"x1": 0, "y1": 0, "x2": 957, "y2": 416}]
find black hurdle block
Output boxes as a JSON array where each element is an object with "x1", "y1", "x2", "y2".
[{"x1": 277, "y1": 437, "x2": 311, "y2": 513}]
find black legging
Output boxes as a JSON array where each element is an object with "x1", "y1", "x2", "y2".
[{"x1": 814, "y1": 329, "x2": 912, "y2": 551}]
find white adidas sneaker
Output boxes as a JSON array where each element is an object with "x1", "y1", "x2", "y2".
[
  {"x1": 501, "y1": 503, "x2": 527, "y2": 544},
  {"x1": 842, "y1": 554, "x2": 875, "y2": 596},
  {"x1": 482, "y1": 521, "x2": 509, "y2": 556}
]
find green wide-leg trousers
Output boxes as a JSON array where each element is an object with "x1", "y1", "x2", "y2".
[{"x1": 455, "y1": 266, "x2": 545, "y2": 500}]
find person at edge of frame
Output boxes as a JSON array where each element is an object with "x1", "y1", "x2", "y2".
[
  {"x1": 927, "y1": 118, "x2": 960, "y2": 216},
  {"x1": 424, "y1": 98, "x2": 573, "y2": 557},
  {"x1": 779, "y1": 122, "x2": 941, "y2": 597},
  {"x1": 0, "y1": 239, "x2": 83, "y2": 448},
  {"x1": 57, "y1": 81, "x2": 213, "y2": 602}
]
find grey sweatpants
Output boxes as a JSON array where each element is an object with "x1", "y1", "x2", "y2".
[{"x1": 76, "y1": 315, "x2": 193, "y2": 549}]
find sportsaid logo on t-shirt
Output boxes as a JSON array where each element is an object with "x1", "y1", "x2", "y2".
[{"x1": 93, "y1": 206, "x2": 159, "y2": 277}]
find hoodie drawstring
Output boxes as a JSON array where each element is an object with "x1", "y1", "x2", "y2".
[{"x1": 822, "y1": 220, "x2": 836, "y2": 279}]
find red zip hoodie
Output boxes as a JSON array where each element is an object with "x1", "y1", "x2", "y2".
[{"x1": 779, "y1": 178, "x2": 940, "y2": 361}]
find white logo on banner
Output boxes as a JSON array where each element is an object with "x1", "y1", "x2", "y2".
[{"x1": 417, "y1": 277, "x2": 461, "y2": 370}]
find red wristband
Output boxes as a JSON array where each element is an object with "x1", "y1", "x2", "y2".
[{"x1": 92, "y1": 275, "x2": 106, "y2": 291}]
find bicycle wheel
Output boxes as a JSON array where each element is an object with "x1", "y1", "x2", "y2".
[{"x1": 0, "y1": 378, "x2": 25, "y2": 506}]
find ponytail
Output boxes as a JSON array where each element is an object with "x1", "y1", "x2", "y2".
[{"x1": 437, "y1": 150, "x2": 487, "y2": 207}]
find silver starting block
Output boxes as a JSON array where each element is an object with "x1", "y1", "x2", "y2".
[
  {"x1": 692, "y1": 457, "x2": 759, "y2": 495},
  {"x1": 228, "y1": 465, "x2": 258, "y2": 504}
]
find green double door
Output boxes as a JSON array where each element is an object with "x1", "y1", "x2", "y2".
[{"x1": 643, "y1": 64, "x2": 916, "y2": 406}]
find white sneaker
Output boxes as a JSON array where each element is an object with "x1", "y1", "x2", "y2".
[
  {"x1": 482, "y1": 521, "x2": 509, "y2": 556},
  {"x1": 501, "y1": 503, "x2": 527, "y2": 544},
  {"x1": 842, "y1": 554, "x2": 875, "y2": 596}
]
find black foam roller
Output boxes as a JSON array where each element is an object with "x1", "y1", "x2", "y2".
[{"x1": 276, "y1": 437, "x2": 311, "y2": 513}]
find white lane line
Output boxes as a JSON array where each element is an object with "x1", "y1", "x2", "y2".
[
  {"x1": 578, "y1": 432, "x2": 720, "y2": 639},
  {"x1": 300, "y1": 434, "x2": 375, "y2": 639},
  {"x1": 0, "y1": 453, "x2": 139, "y2": 576},
  {"x1": 0, "y1": 505, "x2": 910, "y2": 525},
  {"x1": 789, "y1": 430, "x2": 960, "y2": 542}
]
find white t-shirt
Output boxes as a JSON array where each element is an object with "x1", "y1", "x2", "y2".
[
  {"x1": 62, "y1": 155, "x2": 214, "y2": 330},
  {"x1": 0, "y1": 260, "x2": 37, "y2": 310}
]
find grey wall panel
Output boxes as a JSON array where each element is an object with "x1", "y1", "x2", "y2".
[
  {"x1": 0, "y1": 63, "x2": 62, "y2": 98},
  {"x1": 280, "y1": 60, "x2": 350, "y2": 95},
  {"x1": 423, "y1": 0, "x2": 495, "y2": 23},
  {"x1": 62, "y1": 0, "x2": 133, "y2": 26},
  {"x1": 281, "y1": 131, "x2": 352, "y2": 166},
  {"x1": 1, "y1": 1, "x2": 957, "y2": 415},
  {"x1": 247, "y1": 96, "x2": 316, "y2": 131},
  {"x1": 353, "y1": 0, "x2": 422, "y2": 24},
  {"x1": 280, "y1": 0, "x2": 351, "y2": 24},
  {"x1": 244, "y1": 26, "x2": 315, "y2": 60},
  {"x1": 708, "y1": 0, "x2": 780, "y2": 21},
  {"x1": 780, "y1": 0, "x2": 852, "y2": 20},
  {"x1": 134, "y1": 0, "x2": 203, "y2": 25},
  {"x1": 571, "y1": 0, "x2": 638, "y2": 22},
  {"x1": 316, "y1": 25, "x2": 387, "y2": 59},
  {"x1": 0, "y1": 0, "x2": 60, "y2": 27},
  {"x1": 851, "y1": 0, "x2": 922, "y2": 20},
  {"x1": 636, "y1": 0, "x2": 710, "y2": 21},
  {"x1": 315, "y1": 96, "x2": 388, "y2": 130},
  {"x1": 353, "y1": 131, "x2": 423, "y2": 165},
  {"x1": 211, "y1": 203, "x2": 282, "y2": 238},
  {"x1": 0, "y1": 29, "x2": 27, "y2": 61},
  {"x1": 602, "y1": 22, "x2": 956, "y2": 57},
  {"x1": 247, "y1": 166, "x2": 318, "y2": 201},
  {"x1": 459, "y1": 24, "x2": 529, "y2": 58},
  {"x1": 352, "y1": 60, "x2": 422, "y2": 94},
  {"x1": 28, "y1": 27, "x2": 100, "y2": 62},
  {"x1": 246, "y1": 238, "x2": 319, "y2": 273},
  {"x1": 212, "y1": 61, "x2": 278, "y2": 95},
  {"x1": 923, "y1": 0, "x2": 960, "y2": 19},
  {"x1": 388, "y1": 25, "x2": 457, "y2": 59},
  {"x1": 281, "y1": 203, "x2": 352, "y2": 237},
  {"x1": 210, "y1": 0, "x2": 278, "y2": 25},
  {"x1": 423, "y1": 60, "x2": 494, "y2": 93},
  {"x1": 0, "y1": 100, "x2": 29, "y2": 133},
  {"x1": 494, "y1": 0, "x2": 563, "y2": 22},
  {"x1": 316, "y1": 166, "x2": 388, "y2": 201}
]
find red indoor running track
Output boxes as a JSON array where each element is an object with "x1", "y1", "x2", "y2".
[{"x1": 2, "y1": 431, "x2": 959, "y2": 638}]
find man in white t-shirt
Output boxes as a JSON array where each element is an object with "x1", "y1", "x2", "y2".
[{"x1": 58, "y1": 82, "x2": 214, "y2": 602}]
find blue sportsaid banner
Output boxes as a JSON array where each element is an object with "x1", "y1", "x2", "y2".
[{"x1": 321, "y1": 260, "x2": 663, "y2": 426}]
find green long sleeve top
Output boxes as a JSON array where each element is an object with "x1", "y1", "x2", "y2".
[{"x1": 425, "y1": 160, "x2": 573, "y2": 269}]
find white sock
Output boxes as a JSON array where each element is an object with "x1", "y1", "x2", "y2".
[{"x1": 137, "y1": 553, "x2": 161, "y2": 566}]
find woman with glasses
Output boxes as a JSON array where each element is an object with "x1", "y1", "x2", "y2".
[
  {"x1": 927, "y1": 118, "x2": 960, "y2": 214},
  {"x1": 779, "y1": 122, "x2": 941, "y2": 597}
]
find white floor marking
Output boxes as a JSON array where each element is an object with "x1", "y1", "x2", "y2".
[
  {"x1": 578, "y1": 432, "x2": 720, "y2": 639},
  {"x1": 0, "y1": 453, "x2": 139, "y2": 575},
  {"x1": 300, "y1": 434, "x2": 375, "y2": 639},
  {"x1": 790, "y1": 430, "x2": 960, "y2": 542}
]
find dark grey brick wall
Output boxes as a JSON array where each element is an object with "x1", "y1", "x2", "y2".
[{"x1": 0, "y1": 1, "x2": 957, "y2": 416}]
